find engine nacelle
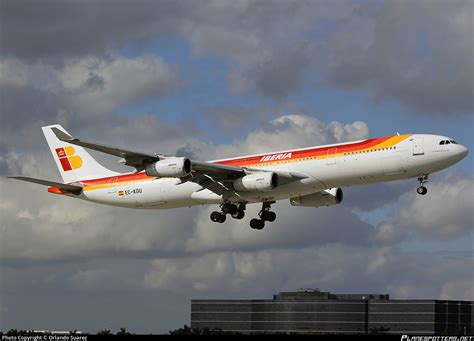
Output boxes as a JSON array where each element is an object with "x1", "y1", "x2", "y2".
[
  {"x1": 234, "y1": 172, "x2": 279, "y2": 192},
  {"x1": 145, "y1": 157, "x2": 191, "y2": 178},
  {"x1": 290, "y1": 188, "x2": 343, "y2": 207}
]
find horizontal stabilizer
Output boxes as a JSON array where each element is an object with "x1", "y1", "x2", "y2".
[{"x1": 9, "y1": 176, "x2": 82, "y2": 194}]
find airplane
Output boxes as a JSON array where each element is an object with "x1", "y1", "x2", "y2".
[{"x1": 10, "y1": 125, "x2": 469, "y2": 230}]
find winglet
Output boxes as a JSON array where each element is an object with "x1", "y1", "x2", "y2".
[{"x1": 51, "y1": 127, "x2": 75, "y2": 142}]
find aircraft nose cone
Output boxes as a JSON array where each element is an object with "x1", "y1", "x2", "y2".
[{"x1": 459, "y1": 145, "x2": 469, "y2": 159}]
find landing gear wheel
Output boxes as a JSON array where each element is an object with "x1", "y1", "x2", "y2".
[
  {"x1": 210, "y1": 211, "x2": 221, "y2": 222},
  {"x1": 250, "y1": 219, "x2": 265, "y2": 230},
  {"x1": 211, "y1": 211, "x2": 227, "y2": 223},
  {"x1": 231, "y1": 209, "x2": 245, "y2": 220},
  {"x1": 261, "y1": 211, "x2": 276, "y2": 222},
  {"x1": 416, "y1": 175, "x2": 429, "y2": 195},
  {"x1": 217, "y1": 213, "x2": 226, "y2": 223},
  {"x1": 417, "y1": 186, "x2": 427, "y2": 195},
  {"x1": 222, "y1": 203, "x2": 238, "y2": 215}
]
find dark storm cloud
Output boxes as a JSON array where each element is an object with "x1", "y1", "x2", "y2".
[
  {"x1": 0, "y1": 86, "x2": 58, "y2": 130},
  {"x1": 249, "y1": 44, "x2": 312, "y2": 99},
  {"x1": 83, "y1": 72, "x2": 106, "y2": 91},
  {"x1": 189, "y1": 0, "x2": 473, "y2": 114},
  {"x1": 2, "y1": 0, "x2": 472, "y2": 115},
  {"x1": 326, "y1": 0, "x2": 474, "y2": 115},
  {"x1": 0, "y1": 0, "x2": 189, "y2": 62}
]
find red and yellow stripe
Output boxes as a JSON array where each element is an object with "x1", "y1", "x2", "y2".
[
  {"x1": 215, "y1": 134, "x2": 412, "y2": 168},
  {"x1": 81, "y1": 172, "x2": 156, "y2": 192}
]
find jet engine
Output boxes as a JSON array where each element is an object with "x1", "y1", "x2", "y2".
[
  {"x1": 234, "y1": 172, "x2": 278, "y2": 192},
  {"x1": 145, "y1": 157, "x2": 192, "y2": 177},
  {"x1": 290, "y1": 188, "x2": 343, "y2": 207}
]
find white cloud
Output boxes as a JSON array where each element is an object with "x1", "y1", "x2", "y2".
[
  {"x1": 440, "y1": 280, "x2": 474, "y2": 301},
  {"x1": 208, "y1": 115, "x2": 369, "y2": 159},
  {"x1": 374, "y1": 223, "x2": 404, "y2": 245},
  {"x1": 58, "y1": 55, "x2": 177, "y2": 114},
  {"x1": 0, "y1": 55, "x2": 177, "y2": 118},
  {"x1": 142, "y1": 245, "x2": 474, "y2": 302},
  {"x1": 0, "y1": 59, "x2": 32, "y2": 88},
  {"x1": 398, "y1": 175, "x2": 474, "y2": 239}
]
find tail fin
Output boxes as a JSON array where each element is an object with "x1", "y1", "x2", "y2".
[{"x1": 42, "y1": 125, "x2": 118, "y2": 183}]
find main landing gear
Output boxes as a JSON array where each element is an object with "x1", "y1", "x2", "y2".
[
  {"x1": 417, "y1": 175, "x2": 428, "y2": 195},
  {"x1": 250, "y1": 202, "x2": 276, "y2": 230},
  {"x1": 210, "y1": 203, "x2": 245, "y2": 224}
]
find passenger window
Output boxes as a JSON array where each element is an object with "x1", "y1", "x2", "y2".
[{"x1": 440, "y1": 141, "x2": 445, "y2": 145}]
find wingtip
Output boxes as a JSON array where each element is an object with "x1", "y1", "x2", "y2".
[{"x1": 51, "y1": 127, "x2": 74, "y2": 141}]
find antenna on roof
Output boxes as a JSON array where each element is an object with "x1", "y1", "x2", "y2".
[{"x1": 396, "y1": 132, "x2": 400, "y2": 136}]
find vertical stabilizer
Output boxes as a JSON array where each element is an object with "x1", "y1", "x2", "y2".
[{"x1": 42, "y1": 125, "x2": 118, "y2": 183}]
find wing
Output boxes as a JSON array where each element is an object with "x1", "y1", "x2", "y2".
[
  {"x1": 52, "y1": 128, "x2": 308, "y2": 193},
  {"x1": 52, "y1": 127, "x2": 160, "y2": 167},
  {"x1": 9, "y1": 176, "x2": 82, "y2": 194}
]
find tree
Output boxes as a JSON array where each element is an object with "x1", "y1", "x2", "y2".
[
  {"x1": 116, "y1": 328, "x2": 131, "y2": 335},
  {"x1": 97, "y1": 329, "x2": 112, "y2": 335}
]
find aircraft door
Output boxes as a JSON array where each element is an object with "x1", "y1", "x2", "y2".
[
  {"x1": 326, "y1": 148, "x2": 337, "y2": 165},
  {"x1": 107, "y1": 176, "x2": 118, "y2": 194},
  {"x1": 412, "y1": 137, "x2": 424, "y2": 155}
]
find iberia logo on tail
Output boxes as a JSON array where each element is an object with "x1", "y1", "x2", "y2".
[{"x1": 55, "y1": 146, "x2": 82, "y2": 171}]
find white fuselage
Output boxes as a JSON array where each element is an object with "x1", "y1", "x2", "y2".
[{"x1": 72, "y1": 134, "x2": 468, "y2": 209}]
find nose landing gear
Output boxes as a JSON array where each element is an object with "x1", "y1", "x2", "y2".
[{"x1": 417, "y1": 175, "x2": 428, "y2": 195}]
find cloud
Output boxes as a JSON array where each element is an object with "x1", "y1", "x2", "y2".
[
  {"x1": 3, "y1": 1, "x2": 471, "y2": 114},
  {"x1": 325, "y1": 0, "x2": 474, "y2": 115},
  {"x1": 0, "y1": 0, "x2": 189, "y2": 62},
  {"x1": 183, "y1": 1, "x2": 473, "y2": 114},
  {"x1": 142, "y1": 245, "x2": 474, "y2": 302},
  {"x1": 208, "y1": 114, "x2": 369, "y2": 159},
  {"x1": 185, "y1": 202, "x2": 374, "y2": 254},
  {"x1": 0, "y1": 55, "x2": 177, "y2": 118},
  {"x1": 374, "y1": 222, "x2": 404, "y2": 246},
  {"x1": 440, "y1": 280, "x2": 474, "y2": 301},
  {"x1": 58, "y1": 55, "x2": 177, "y2": 114},
  {"x1": 397, "y1": 174, "x2": 474, "y2": 239}
]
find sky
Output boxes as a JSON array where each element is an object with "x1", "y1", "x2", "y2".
[{"x1": 0, "y1": 0, "x2": 473, "y2": 334}]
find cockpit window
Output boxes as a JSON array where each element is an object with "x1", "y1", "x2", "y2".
[
  {"x1": 446, "y1": 140, "x2": 451, "y2": 144},
  {"x1": 450, "y1": 140, "x2": 457, "y2": 144},
  {"x1": 440, "y1": 140, "x2": 445, "y2": 145}
]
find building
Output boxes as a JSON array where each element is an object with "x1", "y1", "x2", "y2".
[{"x1": 191, "y1": 289, "x2": 473, "y2": 334}]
